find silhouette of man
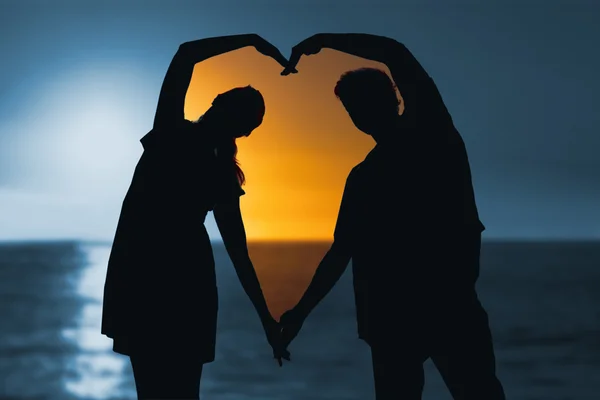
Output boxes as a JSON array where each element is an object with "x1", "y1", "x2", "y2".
[{"x1": 279, "y1": 34, "x2": 506, "y2": 400}]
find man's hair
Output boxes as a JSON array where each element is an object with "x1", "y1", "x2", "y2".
[{"x1": 334, "y1": 68, "x2": 399, "y2": 113}]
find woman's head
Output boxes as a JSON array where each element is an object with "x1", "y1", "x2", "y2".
[
  {"x1": 202, "y1": 85, "x2": 265, "y2": 186},
  {"x1": 207, "y1": 85, "x2": 265, "y2": 139}
]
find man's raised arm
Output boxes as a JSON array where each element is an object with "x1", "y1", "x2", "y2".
[{"x1": 286, "y1": 33, "x2": 451, "y2": 123}]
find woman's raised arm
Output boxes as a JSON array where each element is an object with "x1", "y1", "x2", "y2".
[{"x1": 152, "y1": 34, "x2": 259, "y2": 129}]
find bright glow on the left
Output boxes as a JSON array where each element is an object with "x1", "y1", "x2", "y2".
[
  {"x1": 0, "y1": 63, "x2": 180, "y2": 240},
  {"x1": 22, "y1": 63, "x2": 151, "y2": 199}
]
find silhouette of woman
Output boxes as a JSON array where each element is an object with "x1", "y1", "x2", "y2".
[{"x1": 100, "y1": 34, "x2": 294, "y2": 399}]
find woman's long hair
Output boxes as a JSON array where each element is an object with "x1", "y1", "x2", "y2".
[
  {"x1": 210, "y1": 86, "x2": 265, "y2": 186},
  {"x1": 217, "y1": 137, "x2": 245, "y2": 185}
]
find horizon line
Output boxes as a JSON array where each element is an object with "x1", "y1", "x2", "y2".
[{"x1": 0, "y1": 237, "x2": 599, "y2": 246}]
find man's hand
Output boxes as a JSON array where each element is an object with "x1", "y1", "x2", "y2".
[
  {"x1": 281, "y1": 34, "x2": 325, "y2": 76},
  {"x1": 252, "y1": 35, "x2": 298, "y2": 73},
  {"x1": 279, "y1": 307, "x2": 307, "y2": 348},
  {"x1": 262, "y1": 316, "x2": 291, "y2": 366}
]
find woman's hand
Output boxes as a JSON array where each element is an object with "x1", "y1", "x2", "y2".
[{"x1": 252, "y1": 34, "x2": 298, "y2": 73}]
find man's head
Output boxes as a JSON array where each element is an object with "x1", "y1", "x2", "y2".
[
  {"x1": 334, "y1": 68, "x2": 400, "y2": 138},
  {"x1": 203, "y1": 85, "x2": 265, "y2": 140}
]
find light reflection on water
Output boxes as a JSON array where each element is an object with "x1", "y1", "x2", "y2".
[
  {"x1": 61, "y1": 244, "x2": 133, "y2": 400},
  {"x1": 1, "y1": 240, "x2": 593, "y2": 399}
]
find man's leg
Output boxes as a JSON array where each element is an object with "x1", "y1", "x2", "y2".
[
  {"x1": 429, "y1": 291, "x2": 505, "y2": 400},
  {"x1": 370, "y1": 342, "x2": 427, "y2": 400}
]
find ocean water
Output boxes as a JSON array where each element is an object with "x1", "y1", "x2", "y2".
[{"x1": 0, "y1": 240, "x2": 599, "y2": 400}]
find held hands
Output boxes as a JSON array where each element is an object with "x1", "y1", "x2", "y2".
[
  {"x1": 262, "y1": 315, "x2": 291, "y2": 366},
  {"x1": 262, "y1": 309, "x2": 307, "y2": 367}
]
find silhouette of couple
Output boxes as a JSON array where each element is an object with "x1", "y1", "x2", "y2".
[{"x1": 101, "y1": 33, "x2": 506, "y2": 400}]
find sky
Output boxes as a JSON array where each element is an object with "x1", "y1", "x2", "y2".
[{"x1": 0, "y1": 0, "x2": 598, "y2": 241}]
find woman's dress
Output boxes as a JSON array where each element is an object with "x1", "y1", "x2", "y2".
[{"x1": 101, "y1": 120, "x2": 244, "y2": 363}]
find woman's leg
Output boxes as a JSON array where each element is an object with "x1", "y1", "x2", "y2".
[{"x1": 130, "y1": 347, "x2": 204, "y2": 399}]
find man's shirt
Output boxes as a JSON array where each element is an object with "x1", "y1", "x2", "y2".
[{"x1": 333, "y1": 122, "x2": 484, "y2": 342}]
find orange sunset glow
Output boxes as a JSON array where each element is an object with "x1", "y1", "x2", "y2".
[{"x1": 185, "y1": 48, "x2": 400, "y2": 241}]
